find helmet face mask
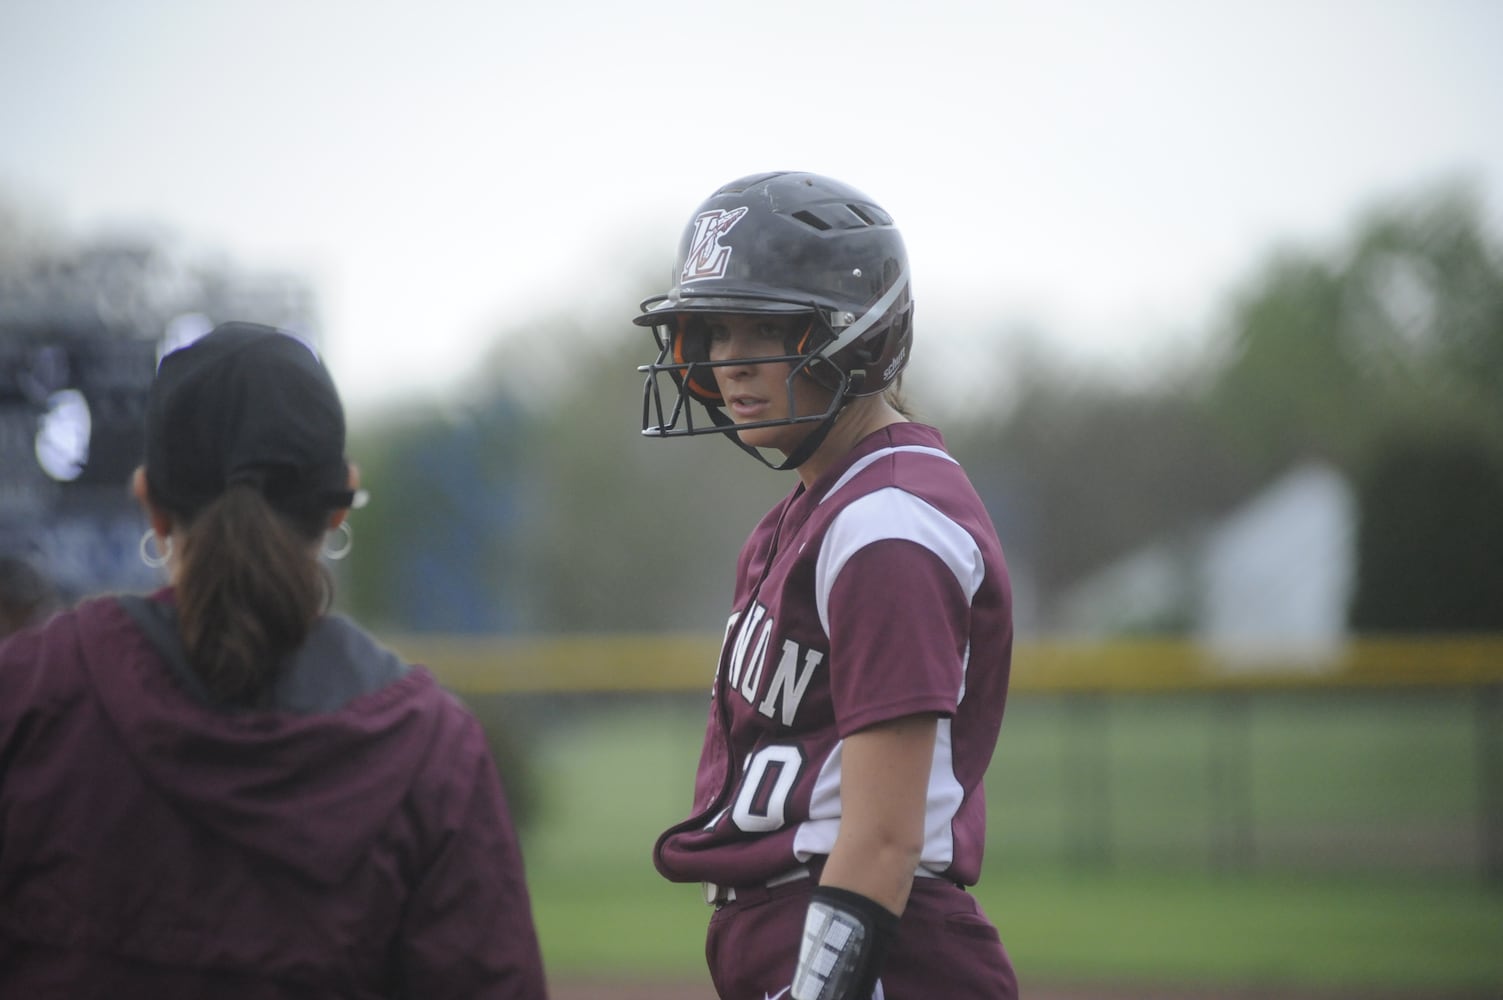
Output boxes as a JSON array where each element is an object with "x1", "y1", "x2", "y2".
[
  {"x1": 636, "y1": 172, "x2": 913, "y2": 466},
  {"x1": 640, "y1": 311, "x2": 847, "y2": 440}
]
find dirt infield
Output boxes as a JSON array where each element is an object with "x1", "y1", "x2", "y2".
[
  {"x1": 548, "y1": 979, "x2": 1496, "y2": 1000},
  {"x1": 551, "y1": 982, "x2": 703, "y2": 1000}
]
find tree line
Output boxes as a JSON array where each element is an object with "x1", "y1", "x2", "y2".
[
  {"x1": 347, "y1": 179, "x2": 1503, "y2": 637},
  {"x1": 2, "y1": 180, "x2": 1497, "y2": 635}
]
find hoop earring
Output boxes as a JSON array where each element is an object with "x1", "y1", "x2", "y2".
[
  {"x1": 322, "y1": 521, "x2": 353, "y2": 561},
  {"x1": 139, "y1": 529, "x2": 171, "y2": 569}
]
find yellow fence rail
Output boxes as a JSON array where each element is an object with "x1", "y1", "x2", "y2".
[
  {"x1": 381, "y1": 633, "x2": 1503, "y2": 695},
  {"x1": 385, "y1": 630, "x2": 1503, "y2": 882}
]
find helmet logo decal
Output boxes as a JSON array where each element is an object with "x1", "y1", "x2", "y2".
[
  {"x1": 883, "y1": 344, "x2": 909, "y2": 382},
  {"x1": 681, "y1": 207, "x2": 749, "y2": 283}
]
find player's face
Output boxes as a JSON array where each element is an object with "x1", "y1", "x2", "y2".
[{"x1": 705, "y1": 313, "x2": 832, "y2": 454}]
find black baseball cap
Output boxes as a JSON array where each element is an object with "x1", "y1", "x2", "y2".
[{"x1": 144, "y1": 322, "x2": 355, "y2": 517}]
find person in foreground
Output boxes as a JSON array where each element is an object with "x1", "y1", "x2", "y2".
[
  {"x1": 0, "y1": 554, "x2": 60, "y2": 639},
  {"x1": 0, "y1": 322, "x2": 548, "y2": 999},
  {"x1": 636, "y1": 173, "x2": 1019, "y2": 999}
]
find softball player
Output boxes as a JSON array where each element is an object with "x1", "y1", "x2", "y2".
[
  {"x1": 636, "y1": 172, "x2": 1018, "y2": 1000},
  {"x1": 0, "y1": 325, "x2": 547, "y2": 998}
]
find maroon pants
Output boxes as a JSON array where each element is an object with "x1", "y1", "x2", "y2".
[{"x1": 704, "y1": 875, "x2": 1018, "y2": 1000}]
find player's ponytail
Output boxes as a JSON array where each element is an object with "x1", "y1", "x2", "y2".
[
  {"x1": 174, "y1": 484, "x2": 331, "y2": 706},
  {"x1": 143, "y1": 323, "x2": 356, "y2": 705}
]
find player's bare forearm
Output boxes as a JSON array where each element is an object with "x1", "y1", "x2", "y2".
[
  {"x1": 822, "y1": 831, "x2": 920, "y2": 916},
  {"x1": 819, "y1": 712, "x2": 939, "y2": 915}
]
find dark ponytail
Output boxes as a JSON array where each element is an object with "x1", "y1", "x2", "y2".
[{"x1": 174, "y1": 484, "x2": 331, "y2": 706}]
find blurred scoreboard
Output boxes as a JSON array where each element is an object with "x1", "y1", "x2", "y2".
[{"x1": 1, "y1": 327, "x2": 164, "y2": 600}]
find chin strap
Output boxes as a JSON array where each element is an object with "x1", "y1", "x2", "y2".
[
  {"x1": 704, "y1": 401, "x2": 843, "y2": 472},
  {"x1": 790, "y1": 886, "x2": 899, "y2": 1000}
]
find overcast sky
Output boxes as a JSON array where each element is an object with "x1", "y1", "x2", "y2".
[{"x1": 2, "y1": 0, "x2": 1501, "y2": 415}]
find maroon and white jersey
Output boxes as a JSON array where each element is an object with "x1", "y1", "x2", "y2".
[{"x1": 654, "y1": 423, "x2": 1013, "y2": 889}]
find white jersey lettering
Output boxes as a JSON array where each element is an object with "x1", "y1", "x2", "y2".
[
  {"x1": 726, "y1": 603, "x2": 766, "y2": 691},
  {"x1": 738, "y1": 616, "x2": 774, "y2": 703},
  {"x1": 758, "y1": 640, "x2": 825, "y2": 725}
]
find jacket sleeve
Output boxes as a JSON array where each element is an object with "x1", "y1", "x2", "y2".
[{"x1": 396, "y1": 710, "x2": 549, "y2": 999}]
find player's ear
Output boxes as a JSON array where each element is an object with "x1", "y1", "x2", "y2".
[
  {"x1": 327, "y1": 462, "x2": 361, "y2": 531},
  {"x1": 131, "y1": 466, "x2": 174, "y2": 540}
]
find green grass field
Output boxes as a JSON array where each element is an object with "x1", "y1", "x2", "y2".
[
  {"x1": 490, "y1": 692, "x2": 1503, "y2": 995},
  {"x1": 987, "y1": 690, "x2": 1486, "y2": 871}
]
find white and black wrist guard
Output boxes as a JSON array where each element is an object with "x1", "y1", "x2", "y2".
[{"x1": 790, "y1": 885, "x2": 899, "y2": 1000}]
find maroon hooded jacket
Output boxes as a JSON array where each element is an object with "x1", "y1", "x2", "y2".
[{"x1": 0, "y1": 591, "x2": 548, "y2": 999}]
